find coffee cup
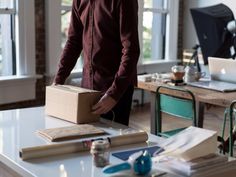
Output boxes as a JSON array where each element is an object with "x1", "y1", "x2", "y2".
[
  {"x1": 171, "y1": 65, "x2": 185, "y2": 81},
  {"x1": 194, "y1": 72, "x2": 206, "y2": 81}
]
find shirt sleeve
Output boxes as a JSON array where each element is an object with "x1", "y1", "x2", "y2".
[
  {"x1": 54, "y1": 0, "x2": 83, "y2": 84},
  {"x1": 106, "y1": 0, "x2": 140, "y2": 101}
]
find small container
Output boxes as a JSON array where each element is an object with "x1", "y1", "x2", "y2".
[
  {"x1": 184, "y1": 66, "x2": 197, "y2": 83},
  {"x1": 90, "y1": 140, "x2": 110, "y2": 167},
  {"x1": 171, "y1": 65, "x2": 185, "y2": 81}
]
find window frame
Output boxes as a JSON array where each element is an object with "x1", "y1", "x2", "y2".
[
  {"x1": 0, "y1": 3, "x2": 16, "y2": 76},
  {"x1": 0, "y1": 0, "x2": 37, "y2": 104},
  {"x1": 15, "y1": 0, "x2": 36, "y2": 76},
  {"x1": 138, "y1": 0, "x2": 179, "y2": 64},
  {"x1": 138, "y1": 0, "x2": 168, "y2": 62}
]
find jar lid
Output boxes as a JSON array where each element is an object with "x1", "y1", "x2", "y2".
[{"x1": 90, "y1": 140, "x2": 110, "y2": 153}]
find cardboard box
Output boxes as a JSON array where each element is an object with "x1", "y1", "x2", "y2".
[{"x1": 45, "y1": 85, "x2": 101, "y2": 124}]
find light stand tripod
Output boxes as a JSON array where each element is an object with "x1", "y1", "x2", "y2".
[
  {"x1": 188, "y1": 44, "x2": 201, "y2": 72},
  {"x1": 231, "y1": 34, "x2": 236, "y2": 59}
]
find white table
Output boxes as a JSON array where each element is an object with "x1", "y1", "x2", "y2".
[{"x1": 0, "y1": 107, "x2": 164, "y2": 177}]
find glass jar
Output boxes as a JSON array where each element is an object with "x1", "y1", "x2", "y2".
[{"x1": 90, "y1": 140, "x2": 110, "y2": 167}]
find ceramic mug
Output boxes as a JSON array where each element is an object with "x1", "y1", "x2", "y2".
[{"x1": 194, "y1": 72, "x2": 206, "y2": 81}]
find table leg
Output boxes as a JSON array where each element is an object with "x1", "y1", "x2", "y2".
[
  {"x1": 196, "y1": 102, "x2": 205, "y2": 128},
  {"x1": 150, "y1": 92, "x2": 156, "y2": 134}
]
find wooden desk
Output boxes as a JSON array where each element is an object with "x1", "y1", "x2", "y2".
[{"x1": 138, "y1": 80, "x2": 236, "y2": 134}]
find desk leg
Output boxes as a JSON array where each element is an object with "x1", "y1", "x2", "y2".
[
  {"x1": 197, "y1": 102, "x2": 205, "y2": 128},
  {"x1": 150, "y1": 92, "x2": 156, "y2": 134}
]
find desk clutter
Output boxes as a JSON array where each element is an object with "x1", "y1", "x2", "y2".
[
  {"x1": 138, "y1": 72, "x2": 187, "y2": 86},
  {"x1": 153, "y1": 153, "x2": 236, "y2": 177},
  {"x1": 100, "y1": 126, "x2": 236, "y2": 177},
  {"x1": 20, "y1": 129, "x2": 148, "y2": 160},
  {"x1": 138, "y1": 73, "x2": 172, "y2": 83},
  {"x1": 138, "y1": 65, "x2": 207, "y2": 86},
  {"x1": 103, "y1": 150, "x2": 152, "y2": 176},
  {"x1": 152, "y1": 126, "x2": 236, "y2": 177}
]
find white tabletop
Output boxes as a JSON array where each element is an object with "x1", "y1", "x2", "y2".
[{"x1": 0, "y1": 107, "x2": 164, "y2": 177}]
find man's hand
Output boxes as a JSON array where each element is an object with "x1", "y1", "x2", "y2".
[{"x1": 92, "y1": 94, "x2": 117, "y2": 115}]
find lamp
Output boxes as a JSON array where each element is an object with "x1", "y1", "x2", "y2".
[
  {"x1": 227, "y1": 20, "x2": 236, "y2": 34},
  {"x1": 227, "y1": 20, "x2": 236, "y2": 59},
  {"x1": 190, "y1": 3, "x2": 234, "y2": 64}
]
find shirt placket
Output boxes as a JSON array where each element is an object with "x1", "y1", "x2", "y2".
[{"x1": 89, "y1": 0, "x2": 94, "y2": 89}]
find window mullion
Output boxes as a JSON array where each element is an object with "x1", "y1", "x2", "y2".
[
  {"x1": 165, "y1": 0, "x2": 179, "y2": 60},
  {"x1": 11, "y1": 14, "x2": 16, "y2": 75}
]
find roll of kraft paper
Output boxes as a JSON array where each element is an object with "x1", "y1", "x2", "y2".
[{"x1": 20, "y1": 131, "x2": 148, "y2": 160}]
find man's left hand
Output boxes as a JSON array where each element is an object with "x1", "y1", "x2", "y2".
[{"x1": 92, "y1": 94, "x2": 117, "y2": 115}]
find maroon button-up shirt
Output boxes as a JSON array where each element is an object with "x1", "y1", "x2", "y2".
[{"x1": 55, "y1": 0, "x2": 140, "y2": 101}]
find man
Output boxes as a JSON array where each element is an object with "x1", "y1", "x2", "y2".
[{"x1": 54, "y1": 0, "x2": 140, "y2": 126}]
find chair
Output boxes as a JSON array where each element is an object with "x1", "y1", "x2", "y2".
[
  {"x1": 219, "y1": 100, "x2": 236, "y2": 157},
  {"x1": 155, "y1": 85, "x2": 197, "y2": 137}
]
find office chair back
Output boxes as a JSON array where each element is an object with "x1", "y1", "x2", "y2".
[
  {"x1": 229, "y1": 100, "x2": 236, "y2": 156},
  {"x1": 155, "y1": 85, "x2": 197, "y2": 137},
  {"x1": 219, "y1": 100, "x2": 236, "y2": 157}
]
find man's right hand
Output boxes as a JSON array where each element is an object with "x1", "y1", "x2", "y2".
[{"x1": 92, "y1": 94, "x2": 117, "y2": 115}]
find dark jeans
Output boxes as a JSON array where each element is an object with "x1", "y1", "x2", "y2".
[{"x1": 101, "y1": 85, "x2": 134, "y2": 126}]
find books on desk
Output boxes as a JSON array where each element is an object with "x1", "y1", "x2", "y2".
[
  {"x1": 152, "y1": 126, "x2": 236, "y2": 177},
  {"x1": 153, "y1": 153, "x2": 236, "y2": 177}
]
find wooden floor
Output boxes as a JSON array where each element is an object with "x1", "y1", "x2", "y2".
[{"x1": 129, "y1": 103, "x2": 229, "y2": 138}]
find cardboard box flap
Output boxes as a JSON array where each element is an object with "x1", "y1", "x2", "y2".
[{"x1": 51, "y1": 85, "x2": 100, "y2": 94}]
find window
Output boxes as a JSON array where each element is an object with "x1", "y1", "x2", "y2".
[
  {"x1": 0, "y1": 0, "x2": 16, "y2": 76},
  {"x1": 0, "y1": 0, "x2": 36, "y2": 104},
  {"x1": 140, "y1": 0, "x2": 168, "y2": 62},
  {"x1": 0, "y1": 0, "x2": 36, "y2": 77},
  {"x1": 139, "y1": 0, "x2": 179, "y2": 63},
  {"x1": 61, "y1": 0, "x2": 71, "y2": 48},
  {"x1": 61, "y1": 0, "x2": 83, "y2": 72},
  {"x1": 60, "y1": 0, "x2": 169, "y2": 64},
  {"x1": 46, "y1": 0, "x2": 178, "y2": 77}
]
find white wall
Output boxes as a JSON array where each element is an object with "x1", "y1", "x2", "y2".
[{"x1": 183, "y1": 0, "x2": 236, "y2": 49}]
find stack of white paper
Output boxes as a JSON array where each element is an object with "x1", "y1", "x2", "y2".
[
  {"x1": 153, "y1": 153, "x2": 229, "y2": 176},
  {"x1": 156, "y1": 126, "x2": 217, "y2": 161}
]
